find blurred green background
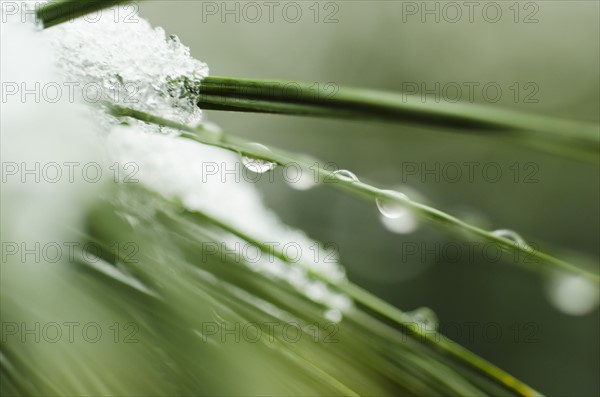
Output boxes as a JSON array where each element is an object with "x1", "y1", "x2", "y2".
[{"x1": 140, "y1": 1, "x2": 599, "y2": 395}]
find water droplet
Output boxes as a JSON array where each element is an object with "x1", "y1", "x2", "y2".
[
  {"x1": 376, "y1": 190, "x2": 410, "y2": 219},
  {"x1": 546, "y1": 273, "x2": 600, "y2": 316},
  {"x1": 380, "y1": 213, "x2": 418, "y2": 234},
  {"x1": 241, "y1": 143, "x2": 276, "y2": 174},
  {"x1": 332, "y1": 170, "x2": 359, "y2": 183},
  {"x1": 491, "y1": 229, "x2": 529, "y2": 248},
  {"x1": 376, "y1": 190, "x2": 418, "y2": 234},
  {"x1": 324, "y1": 309, "x2": 342, "y2": 323},
  {"x1": 406, "y1": 307, "x2": 438, "y2": 331}
]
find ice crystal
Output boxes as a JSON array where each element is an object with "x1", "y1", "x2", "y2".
[{"x1": 48, "y1": 5, "x2": 209, "y2": 127}]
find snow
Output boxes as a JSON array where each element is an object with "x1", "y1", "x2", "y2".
[{"x1": 6, "y1": 2, "x2": 354, "y2": 314}]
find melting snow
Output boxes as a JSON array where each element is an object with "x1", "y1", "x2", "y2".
[{"x1": 21, "y1": 3, "x2": 354, "y2": 315}]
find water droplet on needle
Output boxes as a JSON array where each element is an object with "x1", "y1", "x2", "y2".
[
  {"x1": 332, "y1": 170, "x2": 359, "y2": 183},
  {"x1": 546, "y1": 273, "x2": 599, "y2": 316},
  {"x1": 491, "y1": 229, "x2": 529, "y2": 248},
  {"x1": 377, "y1": 190, "x2": 418, "y2": 234},
  {"x1": 406, "y1": 307, "x2": 438, "y2": 331},
  {"x1": 241, "y1": 143, "x2": 276, "y2": 174},
  {"x1": 376, "y1": 190, "x2": 410, "y2": 219}
]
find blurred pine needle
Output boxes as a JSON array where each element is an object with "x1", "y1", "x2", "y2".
[{"x1": 2, "y1": 184, "x2": 541, "y2": 396}]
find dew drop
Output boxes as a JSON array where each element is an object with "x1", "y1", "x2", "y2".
[
  {"x1": 332, "y1": 169, "x2": 359, "y2": 183},
  {"x1": 491, "y1": 229, "x2": 529, "y2": 248},
  {"x1": 377, "y1": 190, "x2": 418, "y2": 234},
  {"x1": 380, "y1": 213, "x2": 418, "y2": 234},
  {"x1": 241, "y1": 143, "x2": 276, "y2": 174},
  {"x1": 406, "y1": 307, "x2": 438, "y2": 331},
  {"x1": 546, "y1": 273, "x2": 600, "y2": 316},
  {"x1": 324, "y1": 309, "x2": 343, "y2": 323},
  {"x1": 376, "y1": 190, "x2": 410, "y2": 219}
]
